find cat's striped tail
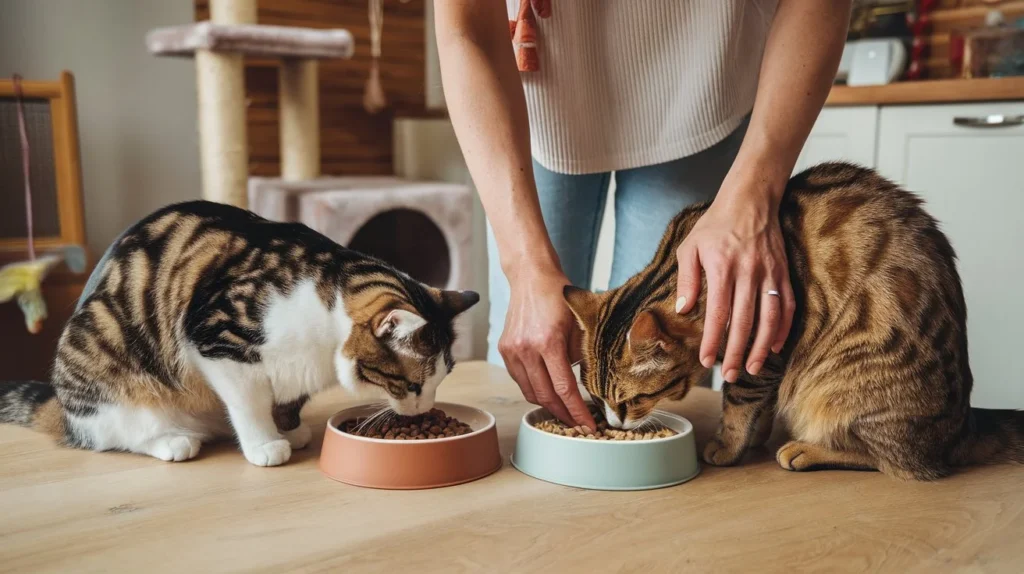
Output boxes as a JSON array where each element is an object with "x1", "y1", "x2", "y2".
[
  {"x1": 0, "y1": 381, "x2": 64, "y2": 437},
  {"x1": 955, "y1": 408, "x2": 1024, "y2": 465}
]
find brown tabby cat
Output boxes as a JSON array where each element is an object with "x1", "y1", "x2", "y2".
[
  {"x1": 565, "y1": 162, "x2": 1023, "y2": 480},
  {"x1": 0, "y1": 201, "x2": 478, "y2": 467}
]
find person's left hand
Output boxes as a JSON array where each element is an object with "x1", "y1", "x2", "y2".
[{"x1": 674, "y1": 181, "x2": 795, "y2": 382}]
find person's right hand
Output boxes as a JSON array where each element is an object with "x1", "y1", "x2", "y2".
[{"x1": 498, "y1": 264, "x2": 598, "y2": 429}]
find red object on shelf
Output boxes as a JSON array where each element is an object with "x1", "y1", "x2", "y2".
[
  {"x1": 949, "y1": 32, "x2": 965, "y2": 76},
  {"x1": 906, "y1": 0, "x2": 938, "y2": 80}
]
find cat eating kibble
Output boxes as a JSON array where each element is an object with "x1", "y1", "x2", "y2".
[
  {"x1": 565, "y1": 162, "x2": 1024, "y2": 480},
  {"x1": 0, "y1": 201, "x2": 478, "y2": 467}
]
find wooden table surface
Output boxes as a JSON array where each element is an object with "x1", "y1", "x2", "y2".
[{"x1": 2, "y1": 362, "x2": 1022, "y2": 573}]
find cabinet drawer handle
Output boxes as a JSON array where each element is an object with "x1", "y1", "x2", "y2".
[{"x1": 953, "y1": 114, "x2": 1024, "y2": 128}]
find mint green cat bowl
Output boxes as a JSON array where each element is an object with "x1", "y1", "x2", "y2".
[{"x1": 511, "y1": 408, "x2": 700, "y2": 491}]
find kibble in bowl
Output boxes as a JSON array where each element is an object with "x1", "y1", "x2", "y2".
[
  {"x1": 338, "y1": 408, "x2": 474, "y2": 440},
  {"x1": 513, "y1": 406, "x2": 700, "y2": 490},
  {"x1": 533, "y1": 418, "x2": 676, "y2": 441},
  {"x1": 321, "y1": 402, "x2": 502, "y2": 490}
]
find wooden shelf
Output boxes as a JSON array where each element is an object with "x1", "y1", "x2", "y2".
[{"x1": 826, "y1": 77, "x2": 1024, "y2": 106}]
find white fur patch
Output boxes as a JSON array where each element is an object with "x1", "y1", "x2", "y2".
[
  {"x1": 604, "y1": 403, "x2": 643, "y2": 430},
  {"x1": 67, "y1": 403, "x2": 222, "y2": 461},
  {"x1": 261, "y1": 280, "x2": 351, "y2": 402},
  {"x1": 375, "y1": 309, "x2": 427, "y2": 359},
  {"x1": 603, "y1": 403, "x2": 624, "y2": 428},
  {"x1": 375, "y1": 309, "x2": 426, "y2": 340}
]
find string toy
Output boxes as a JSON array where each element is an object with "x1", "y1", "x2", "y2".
[
  {"x1": 14, "y1": 75, "x2": 35, "y2": 261},
  {"x1": 0, "y1": 75, "x2": 70, "y2": 334}
]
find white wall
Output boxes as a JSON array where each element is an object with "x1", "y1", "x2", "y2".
[{"x1": 0, "y1": 0, "x2": 201, "y2": 255}]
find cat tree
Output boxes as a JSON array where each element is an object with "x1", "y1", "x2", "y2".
[
  {"x1": 146, "y1": 0, "x2": 354, "y2": 205},
  {"x1": 146, "y1": 0, "x2": 476, "y2": 358}
]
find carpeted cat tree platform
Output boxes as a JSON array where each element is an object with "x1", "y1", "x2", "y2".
[{"x1": 147, "y1": 0, "x2": 476, "y2": 359}]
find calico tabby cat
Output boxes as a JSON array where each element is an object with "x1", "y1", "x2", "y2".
[
  {"x1": 564, "y1": 162, "x2": 1024, "y2": 480},
  {"x1": 0, "y1": 201, "x2": 478, "y2": 467}
]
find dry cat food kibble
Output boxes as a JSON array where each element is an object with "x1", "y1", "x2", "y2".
[
  {"x1": 534, "y1": 418, "x2": 676, "y2": 441},
  {"x1": 339, "y1": 408, "x2": 473, "y2": 440}
]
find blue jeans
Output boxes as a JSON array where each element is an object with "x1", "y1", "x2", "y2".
[{"x1": 486, "y1": 119, "x2": 748, "y2": 364}]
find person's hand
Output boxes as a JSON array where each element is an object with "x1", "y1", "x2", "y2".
[
  {"x1": 674, "y1": 181, "x2": 795, "y2": 383},
  {"x1": 498, "y1": 264, "x2": 598, "y2": 429}
]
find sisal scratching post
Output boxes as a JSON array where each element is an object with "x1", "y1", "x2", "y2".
[
  {"x1": 147, "y1": 2, "x2": 352, "y2": 205},
  {"x1": 195, "y1": 0, "x2": 255, "y2": 207},
  {"x1": 279, "y1": 59, "x2": 320, "y2": 180}
]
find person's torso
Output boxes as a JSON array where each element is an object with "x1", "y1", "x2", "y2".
[{"x1": 505, "y1": 0, "x2": 778, "y2": 174}]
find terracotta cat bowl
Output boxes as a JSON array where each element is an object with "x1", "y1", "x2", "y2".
[
  {"x1": 320, "y1": 402, "x2": 501, "y2": 489},
  {"x1": 512, "y1": 408, "x2": 700, "y2": 491}
]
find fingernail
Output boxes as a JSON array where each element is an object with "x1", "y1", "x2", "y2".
[
  {"x1": 675, "y1": 296, "x2": 686, "y2": 314},
  {"x1": 701, "y1": 355, "x2": 714, "y2": 368},
  {"x1": 725, "y1": 369, "x2": 738, "y2": 382},
  {"x1": 748, "y1": 362, "x2": 762, "y2": 375}
]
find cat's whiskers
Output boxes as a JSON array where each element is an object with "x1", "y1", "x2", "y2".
[
  {"x1": 366, "y1": 404, "x2": 392, "y2": 427},
  {"x1": 355, "y1": 403, "x2": 392, "y2": 434},
  {"x1": 377, "y1": 410, "x2": 396, "y2": 432},
  {"x1": 637, "y1": 417, "x2": 657, "y2": 434}
]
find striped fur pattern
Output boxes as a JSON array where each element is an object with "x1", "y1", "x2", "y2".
[
  {"x1": 565, "y1": 162, "x2": 1024, "y2": 480},
  {"x1": 0, "y1": 382, "x2": 56, "y2": 427},
  {"x1": 0, "y1": 201, "x2": 478, "y2": 466}
]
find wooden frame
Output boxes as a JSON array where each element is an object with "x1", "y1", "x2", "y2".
[{"x1": 0, "y1": 71, "x2": 86, "y2": 258}]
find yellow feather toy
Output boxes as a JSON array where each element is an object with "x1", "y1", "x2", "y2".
[{"x1": 0, "y1": 255, "x2": 63, "y2": 334}]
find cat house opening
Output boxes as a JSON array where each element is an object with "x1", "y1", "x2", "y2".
[{"x1": 347, "y1": 208, "x2": 451, "y2": 288}]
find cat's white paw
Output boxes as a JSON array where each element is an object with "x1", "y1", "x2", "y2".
[
  {"x1": 282, "y1": 423, "x2": 312, "y2": 450},
  {"x1": 149, "y1": 435, "x2": 202, "y2": 462},
  {"x1": 243, "y1": 439, "x2": 292, "y2": 467}
]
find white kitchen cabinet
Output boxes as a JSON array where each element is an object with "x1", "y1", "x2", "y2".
[
  {"x1": 876, "y1": 103, "x2": 1024, "y2": 408},
  {"x1": 794, "y1": 106, "x2": 879, "y2": 173}
]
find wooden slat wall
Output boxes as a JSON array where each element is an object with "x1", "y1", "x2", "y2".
[{"x1": 195, "y1": 0, "x2": 427, "y2": 176}]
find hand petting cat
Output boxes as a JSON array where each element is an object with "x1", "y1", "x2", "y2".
[
  {"x1": 675, "y1": 0, "x2": 850, "y2": 384},
  {"x1": 674, "y1": 168, "x2": 795, "y2": 384}
]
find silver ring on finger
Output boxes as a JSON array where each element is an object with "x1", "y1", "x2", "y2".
[{"x1": 764, "y1": 289, "x2": 781, "y2": 298}]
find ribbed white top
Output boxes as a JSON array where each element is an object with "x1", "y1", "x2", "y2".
[{"x1": 507, "y1": 0, "x2": 777, "y2": 174}]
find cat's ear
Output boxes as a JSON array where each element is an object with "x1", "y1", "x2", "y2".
[
  {"x1": 563, "y1": 286, "x2": 599, "y2": 327},
  {"x1": 439, "y1": 290, "x2": 480, "y2": 317},
  {"x1": 374, "y1": 308, "x2": 427, "y2": 340},
  {"x1": 628, "y1": 310, "x2": 676, "y2": 353}
]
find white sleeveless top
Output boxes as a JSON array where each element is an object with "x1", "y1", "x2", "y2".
[{"x1": 506, "y1": 0, "x2": 777, "y2": 174}]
